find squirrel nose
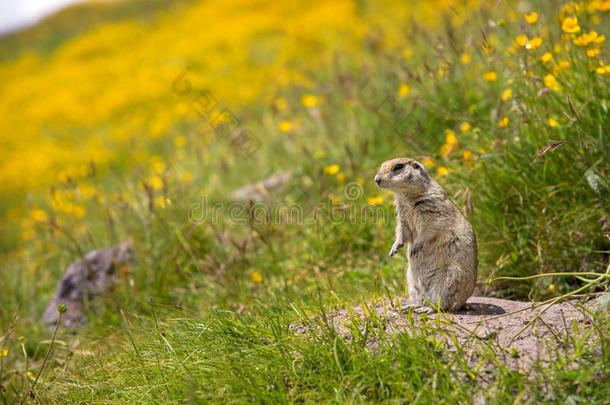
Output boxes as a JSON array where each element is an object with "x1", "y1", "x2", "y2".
[{"x1": 375, "y1": 175, "x2": 381, "y2": 186}]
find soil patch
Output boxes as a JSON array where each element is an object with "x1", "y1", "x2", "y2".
[{"x1": 292, "y1": 296, "x2": 607, "y2": 372}]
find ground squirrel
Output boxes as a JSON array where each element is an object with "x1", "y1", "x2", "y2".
[{"x1": 374, "y1": 157, "x2": 477, "y2": 312}]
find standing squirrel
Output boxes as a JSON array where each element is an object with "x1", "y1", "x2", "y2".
[{"x1": 374, "y1": 158, "x2": 477, "y2": 312}]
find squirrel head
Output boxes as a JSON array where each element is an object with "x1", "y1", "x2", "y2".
[{"x1": 374, "y1": 158, "x2": 430, "y2": 195}]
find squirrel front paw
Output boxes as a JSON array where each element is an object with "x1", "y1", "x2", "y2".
[{"x1": 388, "y1": 241, "x2": 404, "y2": 258}]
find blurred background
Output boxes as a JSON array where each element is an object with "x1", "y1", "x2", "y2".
[
  {"x1": 1, "y1": 0, "x2": 423, "y2": 251},
  {"x1": 0, "y1": 0, "x2": 84, "y2": 34}
]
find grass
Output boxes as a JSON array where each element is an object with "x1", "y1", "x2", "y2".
[
  {"x1": 1, "y1": 0, "x2": 610, "y2": 403},
  {"x1": 18, "y1": 301, "x2": 610, "y2": 403}
]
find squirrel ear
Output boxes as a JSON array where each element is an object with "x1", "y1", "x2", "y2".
[{"x1": 413, "y1": 162, "x2": 429, "y2": 177}]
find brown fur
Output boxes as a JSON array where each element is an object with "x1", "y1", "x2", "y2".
[{"x1": 375, "y1": 158, "x2": 477, "y2": 312}]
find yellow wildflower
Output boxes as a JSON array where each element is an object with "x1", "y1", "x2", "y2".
[
  {"x1": 422, "y1": 158, "x2": 435, "y2": 168},
  {"x1": 515, "y1": 34, "x2": 528, "y2": 46},
  {"x1": 302, "y1": 94, "x2": 318, "y2": 108},
  {"x1": 544, "y1": 74, "x2": 559, "y2": 90},
  {"x1": 181, "y1": 171, "x2": 193, "y2": 183},
  {"x1": 251, "y1": 271, "x2": 263, "y2": 283},
  {"x1": 498, "y1": 117, "x2": 509, "y2": 127},
  {"x1": 562, "y1": 16, "x2": 580, "y2": 33},
  {"x1": 73, "y1": 206, "x2": 86, "y2": 219},
  {"x1": 173, "y1": 136, "x2": 186, "y2": 148},
  {"x1": 337, "y1": 173, "x2": 346, "y2": 182},
  {"x1": 153, "y1": 161, "x2": 166, "y2": 175},
  {"x1": 595, "y1": 65, "x2": 610, "y2": 74},
  {"x1": 599, "y1": 1, "x2": 610, "y2": 11},
  {"x1": 574, "y1": 34, "x2": 589, "y2": 46},
  {"x1": 367, "y1": 195, "x2": 383, "y2": 205},
  {"x1": 149, "y1": 176, "x2": 164, "y2": 190},
  {"x1": 21, "y1": 228, "x2": 35, "y2": 241},
  {"x1": 436, "y1": 166, "x2": 449, "y2": 176},
  {"x1": 324, "y1": 164, "x2": 340, "y2": 175},
  {"x1": 402, "y1": 48, "x2": 413, "y2": 59},
  {"x1": 31, "y1": 209, "x2": 48, "y2": 222},
  {"x1": 541, "y1": 52, "x2": 553, "y2": 63},
  {"x1": 356, "y1": 177, "x2": 365, "y2": 185},
  {"x1": 524, "y1": 12, "x2": 539, "y2": 24},
  {"x1": 459, "y1": 122, "x2": 471, "y2": 132},
  {"x1": 79, "y1": 185, "x2": 96, "y2": 199},
  {"x1": 0, "y1": 349, "x2": 7, "y2": 357},
  {"x1": 560, "y1": 2, "x2": 580, "y2": 14},
  {"x1": 275, "y1": 97, "x2": 288, "y2": 110},
  {"x1": 548, "y1": 284, "x2": 555, "y2": 292},
  {"x1": 399, "y1": 83, "x2": 411, "y2": 97},
  {"x1": 331, "y1": 196, "x2": 340, "y2": 204},
  {"x1": 501, "y1": 88, "x2": 512, "y2": 101},
  {"x1": 279, "y1": 121, "x2": 292, "y2": 132},
  {"x1": 462, "y1": 150, "x2": 472, "y2": 160},
  {"x1": 155, "y1": 196, "x2": 170, "y2": 209},
  {"x1": 440, "y1": 144, "x2": 452, "y2": 157},
  {"x1": 483, "y1": 71, "x2": 497, "y2": 82},
  {"x1": 586, "y1": 48, "x2": 601, "y2": 57},
  {"x1": 57, "y1": 170, "x2": 71, "y2": 183},
  {"x1": 445, "y1": 129, "x2": 458, "y2": 145},
  {"x1": 548, "y1": 118, "x2": 559, "y2": 127},
  {"x1": 553, "y1": 60, "x2": 571, "y2": 74},
  {"x1": 574, "y1": 31, "x2": 605, "y2": 46},
  {"x1": 526, "y1": 37, "x2": 542, "y2": 50},
  {"x1": 460, "y1": 53, "x2": 471, "y2": 65}
]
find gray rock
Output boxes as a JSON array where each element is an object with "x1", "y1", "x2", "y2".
[
  {"x1": 590, "y1": 292, "x2": 610, "y2": 313},
  {"x1": 232, "y1": 172, "x2": 291, "y2": 202},
  {"x1": 42, "y1": 241, "x2": 134, "y2": 327}
]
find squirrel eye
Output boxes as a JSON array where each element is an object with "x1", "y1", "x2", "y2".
[{"x1": 392, "y1": 163, "x2": 405, "y2": 172}]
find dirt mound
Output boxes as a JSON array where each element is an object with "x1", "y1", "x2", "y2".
[{"x1": 292, "y1": 295, "x2": 608, "y2": 372}]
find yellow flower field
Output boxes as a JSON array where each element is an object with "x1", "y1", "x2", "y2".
[{"x1": 0, "y1": 0, "x2": 489, "y2": 250}]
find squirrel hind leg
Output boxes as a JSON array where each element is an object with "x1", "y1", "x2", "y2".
[
  {"x1": 438, "y1": 265, "x2": 472, "y2": 311},
  {"x1": 397, "y1": 297, "x2": 438, "y2": 315},
  {"x1": 397, "y1": 304, "x2": 437, "y2": 315},
  {"x1": 412, "y1": 306, "x2": 437, "y2": 315}
]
